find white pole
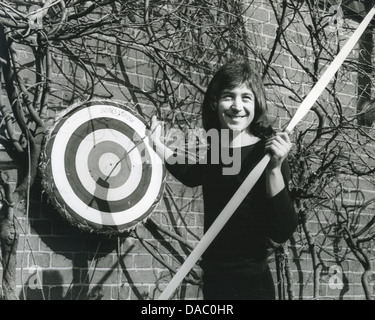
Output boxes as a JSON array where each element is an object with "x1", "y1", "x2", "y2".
[
  {"x1": 285, "y1": 7, "x2": 375, "y2": 133},
  {"x1": 158, "y1": 6, "x2": 375, "y2": 300}
]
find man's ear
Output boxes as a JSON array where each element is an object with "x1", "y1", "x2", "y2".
[{"x1": 212, "y1": 100, "x2": 218, "y2": 110}]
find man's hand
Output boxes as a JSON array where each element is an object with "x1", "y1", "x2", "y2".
[{"x1": 265, "y1": 132, "x2": 292, "y2": 171}]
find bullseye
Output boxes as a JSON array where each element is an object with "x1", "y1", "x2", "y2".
[
  {"x1": 98, "y1": 153, "x2": 122, "y2": 177},
  {"x1": 86, "y1": 140, "x2": 131, "y2": 189}
]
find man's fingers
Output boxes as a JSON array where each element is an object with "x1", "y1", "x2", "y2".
[{"x1": 265, "y1": 132, "x2": 293, "y2": 161}]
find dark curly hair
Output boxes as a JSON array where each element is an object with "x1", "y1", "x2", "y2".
[{"x1": 202, "y1": 60, "x2": 274, "y2": 140}]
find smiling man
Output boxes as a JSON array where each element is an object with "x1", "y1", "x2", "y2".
[
  {"x1": 217, "y1": 83, "x2": 260, "y2": 146},
  {"x1": 150, "y1": 60, "x2": 297, "y2": 300}
]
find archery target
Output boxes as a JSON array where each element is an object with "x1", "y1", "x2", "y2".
[{"x1": 40, "y1": 100, "x2": 165, "y2": 234}]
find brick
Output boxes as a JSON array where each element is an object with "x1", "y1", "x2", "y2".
[
  {"x1": 143, "y1": 76, "x2": 155, "y2": 92},
  {"x1": 112, "y1": 284, "x2": 131, "y2": 300},
  {"x1": 71, "y1": 285, "x2": 89, "y2": 300},
  {"x1": 92, "y1": 82, "x2": 114, "y2": 99},
  {"x1": 262, "y1": 23, "x2": 277, "y2": 37},
  {"x1": 21, "y1": 286, "x2": 49, "y2": 300},
  {"x1": 150, "y1": 284, "x2": 168, "y2": 300},
  {"x1": 17, "y1": 235, "x2": 39, "y2": 252},
  {"x1": 118, "y1": 254, "x2": 134, "y2": 269},
  {"x1": 137, "y1": 60, "x2": 156, "y2": 78},
  {"x1": 30, "y1": 219, "x2": 52, "y2": 235},
  {"x1": 190, "y1": 199, "x2": 204, "y2": 213},
  {"x1": 73, "y1": 252, "x2": 91, "y2": 268},
  {"x1": 108, "y1": 83, "x2": 135, "y2": 101},
  {"x1": 273, "y1": 53, "x2": 291, "y2": 68},
  {"x1": 151, "y1": 254, "x2": 170, "y2": 269},
  {"x1": 16, "y1": 252, "x2": 29, "y2": 268},
  {"x1": 52, "y1": 253, "x2": 74, "y2": 268},
  {"x1": 80, "y1": 237, "x2": 118, "y2": 253},
  {"x1": 179, "y1": 83, "x2": 197, "y2": 100},
  {"x1": 130, "y1": 239, "x2": 156, "y2": 254},
  {"x1": 293, "y1": 283, "x2": 315, "y2": 298},
  {"x1": 176, "y1": 283, "x2": 202, "y2": 300},
  {"x1": 40, "y1": 236, "x2": 83, "y2": 252},
  {"x1": 134, "y1": 103, "x2": 156, "y2": 119},
  {"x1": 42, "y1": 269, "x2": 75, "y2": 286},
  {"x1": 17, "y1": 267, "x2": 42, "y2": 287},
  {"x1": 122, "y1": 57, "x2": 137, "y2": 73},
  {"x1": 124, "y1": 269, "x2": 160, "y2": 284},
  {"x1": 175, "y1": 213, "x2": 196, "y2": 227},
  {"x1": 248, "y1": 7, "x2": 270, "y2": 22},
  {"x1": 126, "y1": 73, "x2": 143, "y2": 89},
  {"x1": 31, "y1": 252, "x2": 51, "y2": 268},
  {"x1": 134, "y1": 225, "x2": 152, "y2": 240},
  {"x1": 134, "y1": 254, "x2": 153, "y2": 269},
  {"x1": 91, "y1": 254, "x2": 116, "y2": 269},
  {"x1": 87, "y1": 285, "x2": 112, "y2": 300},
  {"x1": 81, "y1": 268, "x2": 120, "y2": 285},
  {"x1": 187, "y1": 228, "x2": 203, "y2": 242},
  {"x1": 63, "y1": 61, "x2": 85, "y2": 80},
  {"x1": 49, "y1": 285, "x2": 72, "y2": 300},
  {"x1": 129, "y1": 285, "x2": 151, "y2": 300}
]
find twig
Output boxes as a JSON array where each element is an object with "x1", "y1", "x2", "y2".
[{"x1": 145, "y1": 217, "x2": 194, "y2": 251}]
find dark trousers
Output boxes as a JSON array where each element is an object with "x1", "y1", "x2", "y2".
[{"x1": 202, "y1": 261, "x2": 275, "y2": 300}]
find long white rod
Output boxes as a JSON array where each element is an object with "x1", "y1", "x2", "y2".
[
  {"x1": 158, "y1": 7, "x2": 375, "y2": 300},
  {"x1": 286, "y1": 7, "x2": 375, "y2": 133}
]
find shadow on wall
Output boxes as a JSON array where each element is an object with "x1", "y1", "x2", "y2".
[
  {"x1": 18, "y1": 179, "x2": 135, "y2": 300},
  {"x1": 19, "y1": 178, "x2": 202, "y2": 300}
]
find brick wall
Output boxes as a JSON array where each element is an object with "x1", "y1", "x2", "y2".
[{"x1": 1, "y1": 1, "x2": 375, "y2": 300}]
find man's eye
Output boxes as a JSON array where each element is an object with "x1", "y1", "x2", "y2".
[
  {"x1": 221, "y1": 95, "x2": 232, "y2": 100},
  {"x1": 243, "y1": 96, "x2": 253, "y2": 101}
]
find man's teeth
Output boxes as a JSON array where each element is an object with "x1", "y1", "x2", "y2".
[{"x1": 228, "y1": 115, "x2": 244, "y2": 119}]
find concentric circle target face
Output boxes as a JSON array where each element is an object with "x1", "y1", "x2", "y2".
[{"x1": 41, "y1": 100, "x2": 165, "y2": 234}]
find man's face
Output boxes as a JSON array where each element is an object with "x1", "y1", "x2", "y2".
[{"x1": 217, "y1": 83, "x2": 255, "y2": 133}]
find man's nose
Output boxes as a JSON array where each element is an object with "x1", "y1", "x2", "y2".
[{"x1": 231, "y1": 97, "x2": 243, "y2": 111}]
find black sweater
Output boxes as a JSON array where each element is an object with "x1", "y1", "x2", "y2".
[{"x1": 165, "y1": 140, "x2": 297, "y2": 262}]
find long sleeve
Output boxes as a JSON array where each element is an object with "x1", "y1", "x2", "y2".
[
  {"x1": 165, "y1": 154, "x2": 205, "y2": 187},
  {"x1": 265, "y1": 161, "x2": 297, "y2": 243}
]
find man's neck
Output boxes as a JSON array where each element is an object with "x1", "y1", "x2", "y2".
[{"x1": 228, "y1": 130, "x2": 260, "y2": 147}]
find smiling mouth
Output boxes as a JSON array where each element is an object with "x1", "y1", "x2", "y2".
[{"x1": 227, "y1": 114, "x2": 246, "y2": 119}]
